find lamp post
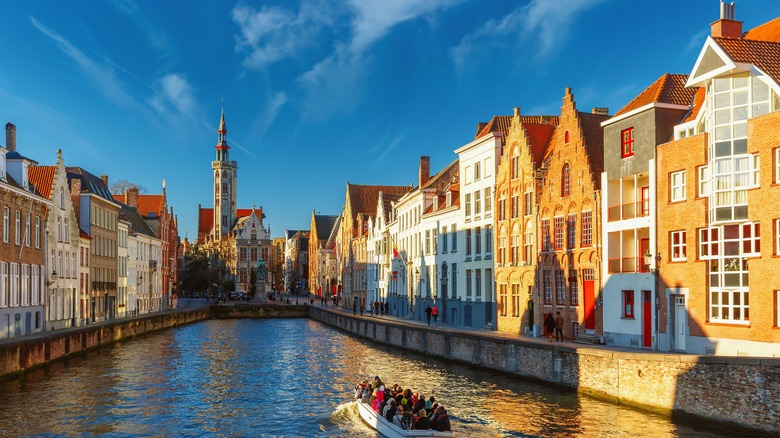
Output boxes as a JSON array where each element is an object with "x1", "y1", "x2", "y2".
[
  {"x1": 47, "y1": 271, "x2": 58, "y2": 330},
  {"x1": 441, "y1": 274, "x2": 448, "y2": 325},
  {"x1": 644, "y1": 251, "x2": 661, "y2": 351}
]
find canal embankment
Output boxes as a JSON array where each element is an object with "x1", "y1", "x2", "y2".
[{"x1": 307, "y1": 306, "x2": 780, "y2": 435}]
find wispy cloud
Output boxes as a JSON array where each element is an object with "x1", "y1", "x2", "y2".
[
  {"x1": 232, "y1": 1, "x2": 335, "y2": 69},
  {"x1": 684, "y1": 27, "x2": 709, "y2": 54},
  {"x1": 249, "y1": 90, "x2": 288, "y2": 140},
  {"x1": 150, "y1": 73, "x2": 198, "y2": 118},
  {"x1": 30, "y1": 16, "x2": 142, "y2": 110},
  {"x1": 451, "y1": 0, "x2": 603, "y2": 70},
  {"x1": 111, "y1": 0, "x2": 173, "y2": 55},
  {"x1": 376, "y1": 131, "x2": 406, "y2": 161},
  {"x1": 297, "y1": 0, "x2": 462, "y2": 120}
]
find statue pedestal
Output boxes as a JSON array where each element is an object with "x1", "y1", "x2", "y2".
[{"x1": 254, "y1": 281, "x2": 267, "y2": 303}]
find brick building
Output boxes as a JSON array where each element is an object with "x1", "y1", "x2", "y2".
[
  {"x1": 309, "y1": 212, "x2": 338, "y2": 299},
  {"x1": 656, "y1": 7, "x2": 780, "y2": 356},
  {"x1": 495, "y1": 109, "x2": 558, "y2": 335},
  {"x1": 0, "y1": 123, "x2": 49, "y2": 338},
  {"x1": 535, "y1": 89, "x2": 610, "y2": 341}
]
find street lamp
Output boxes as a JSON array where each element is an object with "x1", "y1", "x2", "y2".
[
  {"x1": 644, "y1": 250, "x2": 661, "y2": 351},
  {"x1": 644, "y1": 251, "x2": 661, "y2": 274}
]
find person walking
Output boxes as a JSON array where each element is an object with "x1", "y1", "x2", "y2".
[
  {"x1": 425, "y1": 305, "x2": 433, "y2": 326},
  {"x1": 384, "y1": 301, "x2": 389, "y2": 316},
  {"x1": 431, "y1": 304, "x2": 439, "y2": 323},
  {"x1": 544, "y1": 313, "x2": 555, "y2": 341},
  {"x1": 555, "y1": 311, "x2": 564, "y2": 342}
]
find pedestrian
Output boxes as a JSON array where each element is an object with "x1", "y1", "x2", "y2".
[
  {"x1": 544, "y1": 313, "x2": 555, "y2": 341},
  {"x1": 353, "y1": 302, "x2": 357, "y2": 315},
  {"x1": 384, "y1": 301, "x2": 389, "y2": 316},
  {"x1": 431, "y1": 304, "x2": 439, "y2": 323},
  {"x1": 555, "y1": 311, "x2": 564, "y2": 342},
  {"x1": 360, "y1": 303, "x2": 364, "y2": 316},
  {"x1": 425, "y1": 305, "x2": 432, "y2": 326},
  {"x1": 374, "y1": 301, "x2": 380, "y2": 316}
]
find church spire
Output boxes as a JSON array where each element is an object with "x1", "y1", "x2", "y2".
[{"x1": 216, "y1": 109, "x2": 230, "y2": 161}]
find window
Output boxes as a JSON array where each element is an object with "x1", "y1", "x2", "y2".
[
  {"x1": 567, "y1": 213, "x2": 576, "y2": 249},
  {"x1": 511, "y1": 195, "x2": 519, "y2": 218},
  {"x1": 498, "y1": 199, "x2": 506, "y2": 221},
  {"x1": 581, "y1": 211, "x2": 592, "y2": 247},
  {"x1": 543, "y1": 271, "x2": 553, "y2": 305},
  {"x1": 475, "y1": 227, "x2": 481, "y2": 255},
  {"x1": 776, "y1": 290, "x2": 780, "y2": 328},
  {"x1": 565, "y1": 131, "x2": 570, "y2": 143},
  {"x1": 474, "y1": 191, "x2": 481, "y2": 215},
  {"x1": 499, "y1": 284, "x2": 508, "y2": 317},
  {"x1": 485, "y1": 225, "x2": 492, "y2": 254},
  {"x1": 555, "y1": 270, "x2": 566, "y2": 305},
  {"x1": 466, "y1": 269, "x2": 472, "y2": 298},
  {"x1": 466, "y1": 229, "x2": 472, "y2": 256},
  {"x1": 35, "y1": 217, "x2": 40, "y2": 248},
  {"x1": 623, "y1": 290, "x2": 634, "y2": 318},
  {"x1": 671, "y1": 171, "x2": 686, "y2": 202},
  {"x1": 442, "y1": 226, "x2": 448, "y2": 253},
  {"x1": 776, "y1": 219, "x2": 780, "y2": 256},
  {"x1": 541, "y1": 219, "x2": 551, "y2": 252},
  {"x1": 524, "y1": 191, "x2": 533, "y2": 216},
  {"x1": 671, "y1": 231, "x2": 687, "y2": 261},
  {"x1": 451, "y1": 263, "x2": 457, "y2": 298},
  {"x1": 776, "y1": 148, "x2": 780, "y2": 183},
  {"x1": 484, "y1": 187, "x2": 492, "y2": 213},
  {"x1": 474, "y1": 162, "x2": 481, "y2": 181},
  {"x1": 524, "y1": 221, "x2": 533, "y2": 262},
  {"x1": 698, "y1": 165, "x2": 710, "y2": 197},
  {"x1": 433, "y1": 229, "x2": 438, "y2": 255},
  {"x1": 511, "y1": 154, "x2": 519, "y2": 179},
  {"x1": 562, "y1": 164, "x2": 571, "y2": 196},
  {"x1": 425, "y1": 230, "x2": 431, "y2": 255},
  {"x1": 24, "y1": 215, "x2": 30, "y2": 247},
  {"x1": 451, "y1": 225, "x2": 457, "y2": 252},
  {"x1": 621, "y1": 127, "x2": 635, "y2": 158},
  {"x1": 511, "y1": 284, "x2": 520, "y2": 317},
  {"x1": 553, "y1": 216, "x2": 564, "y2": 250},
  {"x1": 3, "y1": 208, "x2": 8, "y2": 243},
  {"x1": 569, "y1": 270, "x2": 579, "y2": 306},
  {"x1": 475, "y1": 269, "x2": 482, "y2": 298},
  {"x1": 15, "y1": 211, "x2": 21, "y2": 245},
  {"x1": 465, "y1": 193, "x2": 471, "y2": 217}
]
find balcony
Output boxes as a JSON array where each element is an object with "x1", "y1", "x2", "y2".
[
  {"x1": 608, "y1": 200, "x2": 649, "y2": 222},
  {"x1": 608, "y1": 257, "x2": 650, "y2": 274}
]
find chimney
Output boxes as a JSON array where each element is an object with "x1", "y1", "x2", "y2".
[
  {"x1": 592, "y1": 107, "x2": 609, "y2": 115},
  {"x1": 513, "y1": 107, "x2": 521, "y2": 117},
  {"x1": 70, "y1": 178, "x2": 82, "y2": 218},
  {"x1": 419, "y1": 156, "x2": 431, "y2": 187},
  {"x1": 5, "y1": 123, "x2": 16, "y2": 151},
  {"x1": 127, "y1": 186, "x2": 139, "y2": 208},
  {"x1": 100, "y1": 174, "x2": 108, "y2": 186},
  {"x1": 711, "y1": 1, "x2": 742, "y2": 38}
]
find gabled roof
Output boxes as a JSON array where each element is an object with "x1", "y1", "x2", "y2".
[
  {"x1": 743, "y1": 16, "x2": 780, "y2": 42},
  {"x1": 313, "y1": 215, "x2": 339, "y2": 242},
  {"x1": 65, "y1": 167, "x2": 116, "y2": 203},
  {"x1": 381, "y1": 192, "x2": 405, "y2": 223},
  {"x1": 197, "y1": 207, "x2": 261, "y2": 241},
  {"x1": 578, "y1": 111, "x2": 611, "y2": 178},
  {"x1": 137, "y1": 195, "x2": 164, "y2": 217},
  {"x1": 286, "y1": 229, "x2": 304, "y2": 239},
  {"x1": 516, "y1": 116, "x2": 559, "y2": 166},
  {"x1": 613, "y1": 74, "x2": 696, "y2": 117},
  {"x1": 116, "y1": 202, "x2": 157, "y2": 238},
  {"x1": 422, "y1": 159, "x2": 459, "y2": 191},
  {"x1": 475, "y1": 115, "x2": 512, "y2": 139},
  {"x1": 347, "y1": 184, "x2": 411, "y2": 221},
  {"x1": 28, "y1": 166, "x2": 57, "y2": 200},
  {"x1": 713, "y1": 37, "x2": 780, "y2": 84}
]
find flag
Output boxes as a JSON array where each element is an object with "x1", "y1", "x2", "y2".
[{"x1": 392, "y1": 242, "x2": 399, "y2": 259}]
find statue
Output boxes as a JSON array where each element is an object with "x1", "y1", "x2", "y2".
[{"x1": 257, "y1": 259, "x2": 266, "y2": 283}]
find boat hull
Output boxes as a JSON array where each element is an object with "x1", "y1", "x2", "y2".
[{"x1": 356, "y1": 401, "x2": 454, "y2": 438}]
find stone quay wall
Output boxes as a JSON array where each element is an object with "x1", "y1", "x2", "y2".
[
  {"x1": 209, "y1": 304, "x2": 308, "y2": 319},
  {"x1": 308, "y1": 307, "x2": 780, "y2": 434},
  {"x1": 0, "y1": 309, "x2": 209, "y2": 380}
]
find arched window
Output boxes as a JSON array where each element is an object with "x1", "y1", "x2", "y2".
[{"x1": 562, "y1": 164, "x2": 570, "y2": 197}]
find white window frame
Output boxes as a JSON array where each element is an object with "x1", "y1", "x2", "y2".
[
  {"x1": 775, "y1": 148, "x2": 780, "y2": 184},
  {"x1": 698, "y1": 165, "x2": 710, "y2": 197},
  {"x1": 776, "y1": 219, "x2": 780, "y2": 256},
  {"x1": 671, "y1": 170, "x2": 686, "y2": 202},
  {"x1": 671, "y1": 230, "x2": 687, "y2": 261}
]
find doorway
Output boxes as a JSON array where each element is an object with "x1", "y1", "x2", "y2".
[
  {"x1": 673, "y1": 295, "x2": 687, "y2": 351},
  {"x1": 582, "y1": 269, "x2": 595, "y2": 330},
  {"x1": 642, "y1": 290, "x2": 652, "y2": 348}
]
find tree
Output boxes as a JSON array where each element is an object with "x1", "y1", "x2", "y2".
[{"x1": 110, "y1": 178, "x2": 148, "y2": 195}]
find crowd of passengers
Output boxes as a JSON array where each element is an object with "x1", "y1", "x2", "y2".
[{"x1": 354, "y1": 376, "x2": 451, "y2": 432}]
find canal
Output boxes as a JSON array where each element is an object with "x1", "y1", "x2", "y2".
[{"x1": 0, "y1": 319, "x2": 753, "y2": 437}]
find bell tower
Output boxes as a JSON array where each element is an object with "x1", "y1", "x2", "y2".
[{"x1": 212, "y1": 109, "x2": 238, "y2": 239}]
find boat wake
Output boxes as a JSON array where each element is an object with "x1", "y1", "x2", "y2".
[{"x1": 325, "y1": 401, "x2": 376, "y2": 437}]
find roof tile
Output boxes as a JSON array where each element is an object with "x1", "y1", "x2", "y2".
[{"x1": 614, "y1": 74, "x2": 696, "y2": 117}]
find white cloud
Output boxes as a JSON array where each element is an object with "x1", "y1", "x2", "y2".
[
  {"x1": 111, "y1": 0, "x2": 173, "y2": 55},
  {"x1": 451, "y1": 0, "x2": 603, "y2": 69},
  {"x1": 30, "y1": 16, "x2": 142, "y2": 110},
  {"x1": 232, "y1": 1, "x2": 335, "y2": 69},
  {"x1": 250, "y1": 90, "x2": 288, "y2": 139},
  {"x1": 151, "y1": 73, "x2": 197, "y2": 117}
]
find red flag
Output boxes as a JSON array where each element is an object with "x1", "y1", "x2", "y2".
[{"x1": 392, "y1": 242, "x2": 399, "y2": 259}]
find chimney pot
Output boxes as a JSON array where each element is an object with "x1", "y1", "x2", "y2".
[
  {"x1": 127, "y1": 186, "x2": 139, "y2": 208},
  {"x1": 513, "y1": 107, "x2": 521, "y2": 117},
  {"x1": 5, "y1": 123, "x2": 16, "y2": 152},
  {"x1": 711, "y1": 1, "x2": 742, "y2": 38},
  {"x1": 419, "y1": 156, "x2": 431, "y2": 188},
  {"x1": 100, "y1": 174, "x2": 108, "y2": 186}
]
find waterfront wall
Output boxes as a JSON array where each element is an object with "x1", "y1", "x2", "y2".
[
  {"x1": 0, "y1": 309, "x2": 209, "y2": 379},
  {"x1": 308, "y1": 307, "x2": 780, "y2": 434},
  {"x1": 210, "y1": 304, "x2": 308, "y2": 319}
]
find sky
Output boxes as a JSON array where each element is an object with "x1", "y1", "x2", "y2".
[{"x1": 2, "y1": 0, "x2": 780, "y2": 240}]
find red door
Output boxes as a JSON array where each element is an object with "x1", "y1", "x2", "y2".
[
  {"x1": 583, "y1": 279, "x2": 595, "y2": 330},
  {"x1": 642, "y1": 290, "x2": 652, "y2": 348}
]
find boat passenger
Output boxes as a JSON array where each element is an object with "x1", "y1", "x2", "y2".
[
  {"x1": 392, "y1": 405, "x2": 405, "y2": 428},
  {"x1": 412, "y1": 394, "x2": 425, "y2": 414},
  {"x1": 384, "y1": 399, "x2": 398, "y2": 422},
  {"x1": 401, "y1": 408, "x2": 415, "y2": 430},
  {"x1": 431, "y1": 407, "x2": 451, "y2": 432},
  {"x1": 372, "y1": 389, "x2": 385, "y2": 413},
  {"x1": 414, "y1": 409, "x2": 431, "y2": 430},
  {"x1": 361, "y1": 387, "x2": 372, "y2": 404}
]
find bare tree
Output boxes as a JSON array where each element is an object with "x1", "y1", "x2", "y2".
[{"x1": 110, "y1": 178, "x2": 148, "y2": 195}]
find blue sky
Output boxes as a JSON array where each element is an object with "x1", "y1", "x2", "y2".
[{"x1": 2, "y1": 0, "x2": 780, "y2": 239}]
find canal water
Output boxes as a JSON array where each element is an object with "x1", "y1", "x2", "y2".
[{"x1": 0, "y1": 319, "x2": 753, "y2": 437}]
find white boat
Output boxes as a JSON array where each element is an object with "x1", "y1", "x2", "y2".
[{"x1": 356, "y1": 400, "x2": 455, "y2": 438}]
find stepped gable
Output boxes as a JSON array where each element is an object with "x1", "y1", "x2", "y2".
[
  {"x1": 197, "y1": 206, "x2": 260, "y2": 243},
  {"x1": 519, "y1": 115, "x2": 559, "y2": 166},
  {"x1": 613, "y1": 73, "x2": 696, "y2": 117},
  {"x1": 713, "y1": 37, "x2": 780, "y2": 84},
  {"x1": 743, "y1": 16, "x2": 780, "y2": 42},
  {"x1": 475, "y1": 115, "x2": 512, "y2": 139},
  {"x1": 27, "y1": 166, "x2": 57, "y2": 200},
  {"x1": 422, "y1": 159, "x2": 459, "y2": 191},
  {"x1": 380, "y1": 193, "x2": 404, "y2": 223}
]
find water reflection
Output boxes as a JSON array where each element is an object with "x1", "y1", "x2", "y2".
[{"x1": 0, "y1": 319, "x2": 755, "y2": 437}]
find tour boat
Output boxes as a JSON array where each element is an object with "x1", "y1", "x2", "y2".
[{"x1": 356, "y1": 400, "x2": 454, "y2": 438}]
